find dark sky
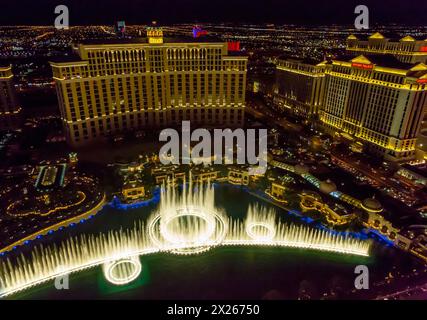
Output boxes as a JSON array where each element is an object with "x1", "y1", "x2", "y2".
[{"x1": 0, "y1": 0, "x2": 426, "y2": 26}]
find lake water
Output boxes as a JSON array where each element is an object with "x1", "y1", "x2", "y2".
[{"x1": 9, "y1": 184, "x2": 420, "y2": 300}]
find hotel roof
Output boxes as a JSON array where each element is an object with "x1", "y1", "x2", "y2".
[
  {"x1": 369, "y1": 32, "x2": 385, "y2": 39},
  {"x1": 49, "y1": 52, "x2": 81, "y2": 64},
  {"x1": 350, "y1": 32, "x2": 427, "y2": 43},
  {"x1": 279, "y1": 53, "x2": 426, "y2": 74},
  {"x1": 358, "y1": 54, "x2": 415, "y2": 69},
  {"x1": 78, "y1": 36, "x2": 225, "y2": 46},
  {"x1": 335, "y1": 54, "x2": 416, "y2": 70},
  {"x1": 50, "y1": 36, "x2": 246, "y2": 64},
  {"x1": 400, "y1": 35, "x2": 416, "y2": 42}
]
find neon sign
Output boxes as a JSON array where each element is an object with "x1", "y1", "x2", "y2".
[
  {"x1": 193, "y1": 26, "x2": 208, "y2": 38},
  {"x1": 352, "y1": 62, "x2": 373, "y2": 70},
  {"x1": 228, "y1": 41, "x2": 241, "y2": 52},
  {"x1": 420, "y1": 46, "x2": 427, "y2": 52},
  {"x1": 115, "y1": 21, "x2": 125, "y2": 35}
]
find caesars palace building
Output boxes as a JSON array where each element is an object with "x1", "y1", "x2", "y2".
[{"x1": 275, "y1": 33, "x2": 427, "y2": 162}]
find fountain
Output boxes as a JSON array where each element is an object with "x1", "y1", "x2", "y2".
[
  {"x1": 103, "y1": 256, "x2": 142, "y2": 285},
  {"x1": 148, "y1": 176, "x2": 228, "y2": 255},
  {"x1": 0, "y1": 178, "x2": 371, "y2": 297}
]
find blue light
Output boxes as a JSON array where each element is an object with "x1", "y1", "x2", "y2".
[
  {"x1": 301, "y1": 217, "x2": 314, "y2": 223},
  {"x1": 329, "y1": 191, "x2": 342, "y2": 199},
  {"x1": 288, "y1": 210, "x2": 302, "y2": 217},
  {"x1": 48, "y1": 230, "x2": 54, "y2": 235},
  {"x1": 366, "y1": 229, "x2": 394, "y2": 246}
]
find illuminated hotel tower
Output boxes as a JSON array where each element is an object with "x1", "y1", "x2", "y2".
[
  {"x1": 320, "y1": 55, "x2": 427, "y2": 161},
  {"x1": 275, "y1": 53, "x2": 427, "y2": 161},
  {"x1": 50, "y1": 28, "x2": 247, "y2": 146},
  {"x1": 0, "y1": 65, "x2": 21, "y2": 130},
  {"x1": 346, "y1": 33, "x2": 427, "y2": 64},
  {"x1": 275, "y1": 58, "x2": 326, "y2": 119}
]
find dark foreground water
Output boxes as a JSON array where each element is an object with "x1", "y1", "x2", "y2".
[{"x1": 8, "y1": 185, "x2": 421, "y2": 299}]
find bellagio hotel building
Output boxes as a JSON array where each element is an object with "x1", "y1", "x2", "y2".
[{"x1": 50, "y1": 29, "x2": 247, "y2": 146}]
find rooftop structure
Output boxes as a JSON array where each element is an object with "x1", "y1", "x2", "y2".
[{"x1": 346, "y1": 33, "x2": 427, "y2": 64}]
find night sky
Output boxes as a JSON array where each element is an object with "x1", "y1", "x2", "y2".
[{"x1": 0, "y1": 0, "x2": 426, "y2": 26}]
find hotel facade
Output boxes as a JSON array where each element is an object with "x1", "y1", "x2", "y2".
[
  {"x1": 50, "y1": 29, "x2": 247, "y2": 146},
  {"x1": 320, "y1": 55, "x2": 426, "y2": 161},
  {"x1": 275, "y1": 34, "x2": 427, "y2": 162},
  {"x1": 346, "y1": 33, "x2": 427, "y2": 64},
  {"x1": 275, "y1": 58, "x2": 326, "y2": 119},
  {"x1": 0, "y1": 66, "x2": 21, "y2": 130}
]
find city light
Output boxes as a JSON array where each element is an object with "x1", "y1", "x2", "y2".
[{"x1": 0, "y1": 4, "x2": 426, "y2": 303}]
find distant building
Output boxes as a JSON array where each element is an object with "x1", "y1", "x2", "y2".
[
  {"x1": 250, "y1": 76, "x2": 275, "y2": 95},
  {"x1": 114, "y1": 21, "x2": 126, "y2": 38},
  {"x1": 146, "y1": 27, "x2": 163, "y2": 44},
  {"x1": 275, "y1": 58, "x2": 326, "y2": 118},
  {"x1": 34, "y1": 164, "x2": 67, "y2": 192},
  {"x1": 151, "y1": 164, "x2": 186, "y2": 185},
  {"x1": 122, "y1": 178, "x2": 145, "y2": 201},
  {"x1": 395, "y1": 164, "x2": 427, "y2": 187},
  {"x1": 50, "y1": 28, "x2": 247, "y2": 146},
  {"x1": 0, "y1": 65, "x2": 21, "y2": 130},
  {"x1": 270, "y1": 181, "x2": 287, "y2": 201},
  {"x1": 193, "y1": 26, "x2": 208, "y2": 38},
  {"x1": 346, "y1": 33, "x2": 427, "y2": 64},
  {"x1": 68, "y1": 152, "x2": 78, "y2": 166},
  {"x1": 363, "y1": 205, "x2": 399, "y2": 242},
  {"x1": 299, "y1": 192, "x2": 355, "y2": 227},
  {"x1": 191, "y1": 166, "x2": 219, "y2": 182},
  {"x1": 227, "y1": 167, "x2": 250, "y2": 185}
]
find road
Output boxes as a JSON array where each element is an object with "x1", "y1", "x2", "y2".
[
  {"x1": 332, "y1": 153, "x2": 407, "y2": 192},
  {"x1": 376, "y1": 282, "x2": 427, "y2": 300},
  {"x1": 246, "y1": 105, "x2": 302, "y2": 132}
]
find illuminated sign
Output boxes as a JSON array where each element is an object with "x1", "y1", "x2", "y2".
[
  {"x1": 115, "y1": 21, "x2": 126, "y2": 36},
  {"x1": 351, "y1": 62, "x2": 373, "y2": 70},
  {"x1": 147, "y1": 27, "x2": 163, "y2": 44},
  {"x1": 228, "y1": 41, "x2": 241, "y2": 52},
  {"x1": 417, "y1": 79, "x2": 427, "y2": 84},
  {"x1": 420, "y1": 46, "x2": 427, "y2": 52},
  {"x1": 192, "y1": 26, "x2": 208, "y2": 38}
]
